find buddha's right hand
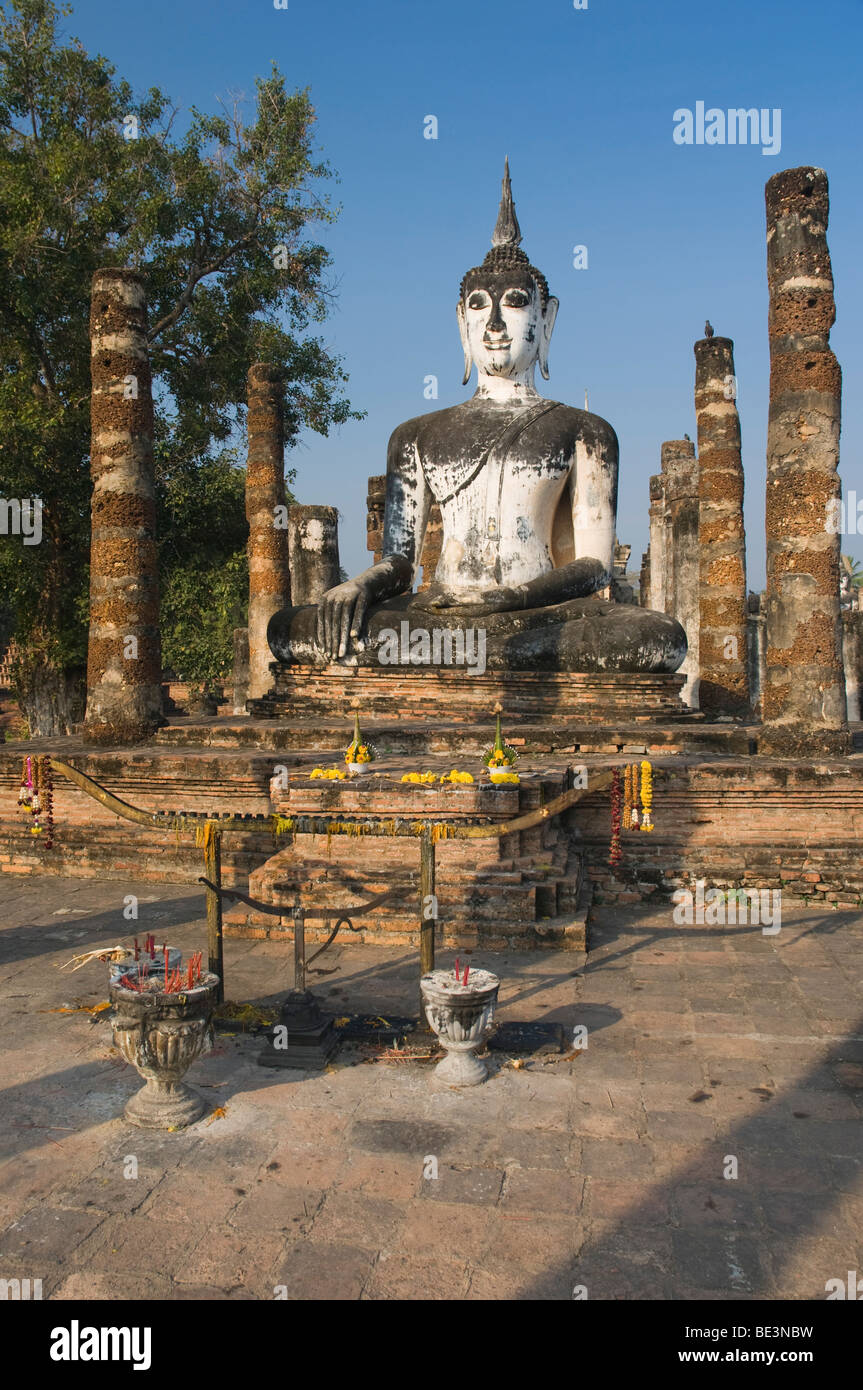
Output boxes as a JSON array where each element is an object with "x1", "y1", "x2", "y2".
[{"x1": 317, "y1": 580, "x2": 369, "y2": 661}]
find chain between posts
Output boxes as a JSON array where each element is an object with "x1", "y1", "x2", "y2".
[{"x1": 47, "y1": 759, "x2": 614, "y2": 1001}]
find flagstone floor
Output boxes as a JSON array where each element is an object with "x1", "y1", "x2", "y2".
[{"x1": 0, "y1": 875, "x2": 861, "y2": 1301}]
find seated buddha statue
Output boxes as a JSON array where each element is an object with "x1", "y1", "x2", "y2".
[{"x1": 268, "y1": 162, "x2": 686, "y2": 674}]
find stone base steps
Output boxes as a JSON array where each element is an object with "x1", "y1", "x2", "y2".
[
  {"x1": 154, "y1": 716, "x2": 754, "y2": 757},
  {"x1": 224, "y1": 766, "x2": 589, "y2": 950},
  {"x1": 248, "y1": 664, "x2": 692, "y2": 723}
]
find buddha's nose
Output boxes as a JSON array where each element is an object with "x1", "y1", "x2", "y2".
[{"x1": 485, "y1": 298, "x2": 506, "y2": 334}]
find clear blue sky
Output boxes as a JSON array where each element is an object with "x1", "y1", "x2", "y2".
[{"x1": 70, "y1": 0, "x2": 863, "y2": 585}]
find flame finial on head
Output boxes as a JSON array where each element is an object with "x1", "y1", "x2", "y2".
[
  {"x1": 491, "y1": 157, "x2": 522, "y2": 249},
  {"x1": 459, "y1": 159, "x2": 551, "y2": 310}
]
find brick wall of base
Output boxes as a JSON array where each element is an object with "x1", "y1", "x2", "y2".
[{"x1": 570, "y1": 759, "x2": 863, "y2": 908}]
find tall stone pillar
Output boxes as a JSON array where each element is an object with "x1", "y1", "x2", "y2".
[
  {"x1": 367, "y1": 471, "x2": 442, "y2": 591},
  {"x1": 661, "y1": 440, "x2": 699, "y2": 706},
  {"x1": 762, "y1": 167, "x2": 847, "y2": 754},
  {"x1": 746, "y1": 593, "x2": 767, "y2": 719},
  {"x1": 418, "y1": 504, "x2": 443, "y2": 591},
  {"x1": 246, "y1": 364, "x2": 290, "y2": 701},
  {"x1": 84, "y1": 269, "x2": 161, "y2": 744},
  {"x1": 694, "y1": 335, "x2": 749, "y2": 717},
  {"x1": 639, "y1": 548, "x2": 651, "y2": 608},
  {"x1": 288, "y1": 505, "x2": 340, "y2": 606},
  {"x1": 647, "y1": 474, "x2": 667, "y2": 613},
  {"x1": 231, "y1": 627, "x2": 250, "y2": 716},
  {"x1": 367, "y1": 475, "x2": 386, "y2": 564},
  {"x1": 842, "y1": 610, "x2": 861, "y2": 722}
]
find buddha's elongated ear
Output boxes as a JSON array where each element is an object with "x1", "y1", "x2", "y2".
[
  {"x1": 456, "y1": 300, "x2": 473, "y2": 385},
  {"x1": 538, "y1": 296, "x2": 559, "y2": 381}
]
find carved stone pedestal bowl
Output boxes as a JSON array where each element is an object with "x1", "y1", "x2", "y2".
[
  {"x1": 109, "y1": 973, "x2": 220, "y2": 1129},
  {"x1": 420, "y1": 968, "x2": 500, "y2": 1086}
]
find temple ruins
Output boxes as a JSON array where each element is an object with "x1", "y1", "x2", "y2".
[{"x1": 2, "y1": 162, "x2": 862, "y2": 944}]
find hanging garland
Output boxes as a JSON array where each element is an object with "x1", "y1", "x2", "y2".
[
  {"x1": 623, "y1": 762, "x2": 632, "y2": 830},
  {"x1": 640, "y1": 760, "x2": 654, "y2": 832},
  {"x1": 609, "y1": 766, "x2": 622, "y2": 866},
  {"x1": 40, "y1": 756, "x2": 54, "y2": 849},
  {"x1": 626, "y1": 762, "x2": 640, "y2": 829},
  {"x1": 17, "y1": 756, "x2": 56, "y2": 849}
]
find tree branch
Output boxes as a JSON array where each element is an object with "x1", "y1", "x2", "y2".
[{"x1": 147, "y1": 222, "x2": 261, "y2": 342}]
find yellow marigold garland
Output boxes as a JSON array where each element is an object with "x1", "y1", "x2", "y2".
[{"x1": 640, "y1": 759, "x2": 654, "y2": 832}]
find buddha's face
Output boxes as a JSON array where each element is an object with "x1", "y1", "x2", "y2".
[{"x1": 458, "y1": 270, "x2": 558, "y2": 383}]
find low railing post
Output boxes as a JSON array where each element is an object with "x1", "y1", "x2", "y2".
[
  {"x1": 418, "y1": 824, "x2": 436, "y2": 1024},
  {"x1": 293, "y1": 905, "x2": 306, "y2": 992},
  {"x1": 204, "y1": 830, "x2": 224, "y2": 1002}
]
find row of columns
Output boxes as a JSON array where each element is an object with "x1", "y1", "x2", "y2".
[
  {"x1": 82, "y1": 269, "x2": 340, "y2": 740},
  {"x1": 642, "y1": 165, "x2": 850, "y2": 749},
  {"x1": 84, "y1": 165, "x2": 851, "y2": 749}
]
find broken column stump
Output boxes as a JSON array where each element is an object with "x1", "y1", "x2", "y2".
[{"x1": 288, "y1": 504, "x2": 340, "y2": 606}]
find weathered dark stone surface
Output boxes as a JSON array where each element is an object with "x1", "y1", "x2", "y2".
[{"x1": 268, "y1": 592, "x2": 686, "y2": 674}]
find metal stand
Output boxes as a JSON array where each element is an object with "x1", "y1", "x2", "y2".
[{"x1": 258, "y1": 907, "x2": 338, "y2": 1070}]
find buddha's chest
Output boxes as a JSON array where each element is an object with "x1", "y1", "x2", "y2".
[{"x1": 429, "y1": 453, "x2": 572, "y2": 586}]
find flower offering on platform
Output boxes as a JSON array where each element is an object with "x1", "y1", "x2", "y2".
[
  {"x1": 344, "y1": 710, "x2": 377, "y2": 771},
  {"x1": 483, "y1": 710, "x2": 520, "y2": 783}
]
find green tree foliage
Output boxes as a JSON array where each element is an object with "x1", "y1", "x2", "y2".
[{"x1": 0, "y1": 0, "x2": 358, "y2": 731}]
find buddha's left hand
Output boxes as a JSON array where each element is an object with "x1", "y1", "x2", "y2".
[{"x1": 423, "y1": 586, "x2": 521, "y2": 615}]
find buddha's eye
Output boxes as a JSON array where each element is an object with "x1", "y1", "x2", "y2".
[
  {"x1": 467, "y1": 292, "x2": 489, "y2": 310},
  {"x1": 503, "y1": 289, "x2": 530, "y2": 308}
]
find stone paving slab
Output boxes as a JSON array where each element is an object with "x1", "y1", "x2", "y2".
[{"x1": 0, "y1": 876, "x2": 861, "y2": 1300}]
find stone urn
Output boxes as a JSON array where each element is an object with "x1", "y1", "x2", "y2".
[
  {"x1": 109, "y1": 973, "x2": 220, "y2": 1129},
  {"x1": 346, "y1": 761, "x2": 371, "y2": 777},
  {"x1": 420, "y1": 968, "x2": 500, "y2": 1086}
]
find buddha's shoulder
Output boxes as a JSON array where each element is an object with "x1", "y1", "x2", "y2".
[
  {"x1": 387, "y1": 400, "x2": 617, "y2": 451},
  {"x1": 544, "y1": 405, "x2": 619, "y2": 452},
  {"x1": 386, "y1": 403, "x2": 472, "y2": 448}
]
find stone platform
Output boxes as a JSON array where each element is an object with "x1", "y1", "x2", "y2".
[
  {"x1": 156, "y1": 715, "x2": 751, "y2": 757},
  {"x1": 248, "y1": 665, "x2": 691, "y2": 723},
  {"x1": 2, "y1": 730, "x2": 862, "y2": 948},
  {"x1": 232, "y1": 767, "x2": 589, "y2": 951}
]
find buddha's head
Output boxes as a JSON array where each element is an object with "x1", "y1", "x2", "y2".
[{"x1": 457, "y1": 160, "x2": 559, "y2": 386}]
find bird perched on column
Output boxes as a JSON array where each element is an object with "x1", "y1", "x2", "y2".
[{"x1": 704, "y1": 320, "x2": 714, "y2": 338}]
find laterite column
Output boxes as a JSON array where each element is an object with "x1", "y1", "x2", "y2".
[
  {"x1": 694, "y1": 335, "x2": 749, "y2": 717},
  {"x1": 661, "y1": 440, "x2": 699, "y2": 706},
  {"x1": 246, "y1": 364, "x2": 290, "y2": 702},
  {"x1": 84, "y1": 269, "x2": 162, "y2": 744},
  {"x1": 288, "y1": 505, "x2": 340, "y2": 606},
  {"x1": 647, "y1": 473, "x2": 667, "y2": 613},
  {"x1": 762, "y1": 167, "x2": 847, "y2": 754}
]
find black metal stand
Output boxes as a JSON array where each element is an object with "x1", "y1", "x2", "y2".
[{"x1": 258, "y1": 908, "x2": 338, "y2": 1070}]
